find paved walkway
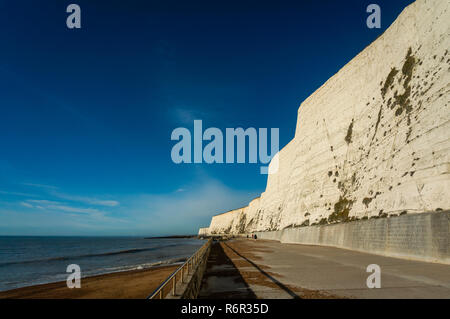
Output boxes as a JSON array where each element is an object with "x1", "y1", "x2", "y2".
[
  {"x1": 198, "y1": 240, "x2": 256, "y2": 298},
  {"x1": 198, "y1": 239, "x2": 450, "y2": 299}
]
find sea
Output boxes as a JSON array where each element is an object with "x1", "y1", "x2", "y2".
[{"x1": 0, "y1": 236, "x2": 205, "y2": 292}]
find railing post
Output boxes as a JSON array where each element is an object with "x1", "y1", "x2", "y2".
[
  {"x1": 181, "y1": 268, "x2": 184, "y2": 283},
  {"x1": 172, "y1": 275, "x2": 176, "y2": 296}
]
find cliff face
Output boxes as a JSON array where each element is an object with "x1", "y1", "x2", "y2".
[
  {"x1": 198, "y1": 227, "x2": 209, "y2": 236},
  {"x1": 202, "y1": 0, "x2": 450, "y2": 236}
]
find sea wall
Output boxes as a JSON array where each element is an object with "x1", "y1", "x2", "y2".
[
  {"x1": 255, "y1": 211, "x2": 450, "y2": 264},
  {"x1": 199, "y1": 0, "x2": 450, "y2": 262}
]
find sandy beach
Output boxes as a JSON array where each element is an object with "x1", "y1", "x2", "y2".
[{"x1": 0, "y1": 265, "x2": 177, "y2": 299}]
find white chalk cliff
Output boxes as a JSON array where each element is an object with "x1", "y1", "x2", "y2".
[{"x1": 200, "y1": 0, "x2": 450, "y2": 236}]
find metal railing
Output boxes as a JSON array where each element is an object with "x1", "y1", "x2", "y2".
[{"x1": 147, "y1": 239, "x2": 212, "y2": 299}]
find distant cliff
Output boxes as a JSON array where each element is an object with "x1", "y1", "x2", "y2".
[{"x1": 199, "y1": 0, "x2": 450, "y2": 238}]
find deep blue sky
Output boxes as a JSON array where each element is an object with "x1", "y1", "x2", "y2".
[{"x1": 0, "y1": 0, "x2": 413, "y2": 236}]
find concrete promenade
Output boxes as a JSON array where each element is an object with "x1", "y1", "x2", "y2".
[{"x1": 198, "y1": 239, "x2": 450, "y2": 299}]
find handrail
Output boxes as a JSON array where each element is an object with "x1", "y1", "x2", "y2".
[{"x1": 147, "y1": 238, "x2": 212, "y2": 299}]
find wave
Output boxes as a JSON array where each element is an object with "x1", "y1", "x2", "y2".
[
  {"x1": 89, "y1": 256, "x2": 187, "y2": 274},
  {"x1": 0, "y1": 244, "x2": 181, "y2": 267}
]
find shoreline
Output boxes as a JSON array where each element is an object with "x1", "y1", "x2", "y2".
[
  {"x1": 144, "y1": 235, "x2": 197, "y2": 239},
  {"x1": 0, "y1": 264, "x2": 177, "y2": 299}
]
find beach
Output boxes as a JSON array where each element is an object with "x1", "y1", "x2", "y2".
[{"x1": 0, "y1": 265, "x2": 177, "y2": 299}]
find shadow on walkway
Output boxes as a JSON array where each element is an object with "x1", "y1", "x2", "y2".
[
  {"x1": 224, "y1": 242, "x2": 300, "y2": 299},
  {"x1": 198, "y1": 242, "x2": 257, "y2": 298}
]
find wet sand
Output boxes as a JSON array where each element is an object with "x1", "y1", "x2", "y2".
[{"x1": 0, "y1": 265, "x2": 177, "y2": 299}]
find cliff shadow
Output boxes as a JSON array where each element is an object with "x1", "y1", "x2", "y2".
[{"x1": 198, "y1": 242, "x2": 257, "y2": 298}]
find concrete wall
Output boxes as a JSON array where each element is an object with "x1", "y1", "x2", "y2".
[{"x1": 255, "y1": 211, "x2": 450, "y2": 264}]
